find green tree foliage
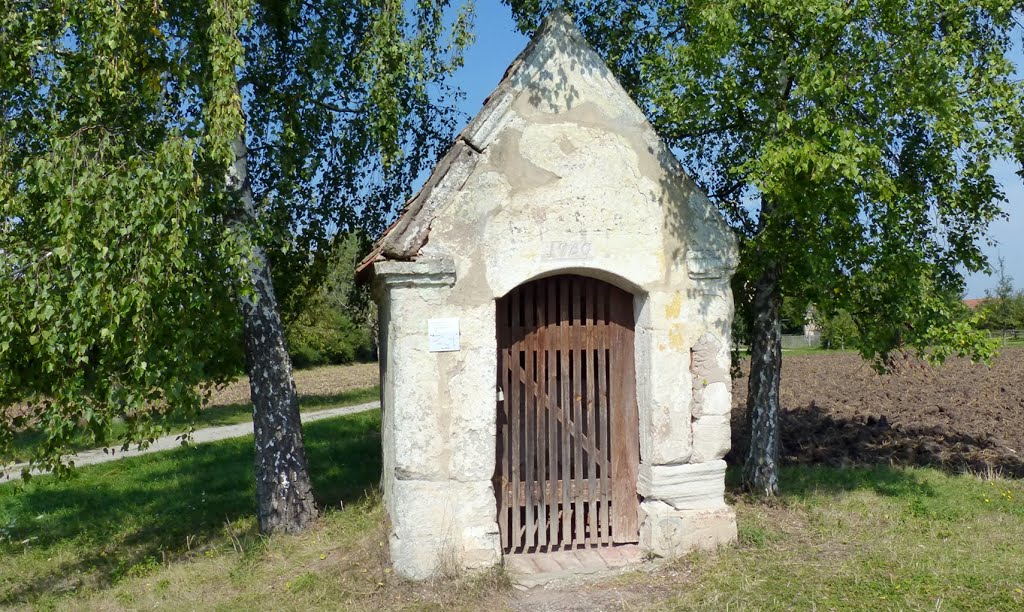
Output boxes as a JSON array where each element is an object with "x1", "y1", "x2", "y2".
[
  {"x1": 0, "y1": 1, "x2": 245, "y2": 474},
  {"x1": 506, "y1": 0, "x2": 1023, "y2": 494},
  {"x1": 1, "y1": 0, "x2": 471, "y2": 518},
  {"x1": 241, "y1": 0, "x2": 473, "y2": 316},
  {"x1": 287, "y1": 234, "x2": 377, "y2": 369},
  {"x1": 780, "y1": 296, "x2": 811, "y2": 335},
  {"x1": 818, "y1": 309, "x2": 858, "y2": 350}
]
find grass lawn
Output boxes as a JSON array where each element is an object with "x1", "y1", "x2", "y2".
[
  {"x1": 649, "y1": 466, "x2": 1024, "y2": 610},
  {"x1": 2, "y1": 411, "x2": 1023, "y2": 610},
  {"x1": 780, "y1": 346, "x2": 840, "y2": 355},
  {"x1": 0, "y1": 410, "x2": 506, "y2": 610},
  {"x1": 166, "y1": 384, "x2": 379, "y2": 430}
]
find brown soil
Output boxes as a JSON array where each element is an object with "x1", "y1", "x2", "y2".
[
  {"x1": 206, "y1": 362, "x2": 379, "y2": 407},
  {"x1": 728, "y1": 348, "x2": 1024, "y2": 477}
]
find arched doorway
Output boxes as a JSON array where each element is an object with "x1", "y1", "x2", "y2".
[{"x1": 495, "y1": 274, "x2": 640, "y2": 553}]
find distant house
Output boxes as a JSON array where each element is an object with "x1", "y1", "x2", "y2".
[
  {"x1": 963, "y1": 298, "x2": 989, "y2": 310},
  {"x1": 803, "y1": 305, "x2": 821, "y2": 338}
]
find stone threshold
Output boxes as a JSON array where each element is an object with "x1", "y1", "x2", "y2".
[{"x1": 504, "y1": 543, "x2": 647, "y2": 589}]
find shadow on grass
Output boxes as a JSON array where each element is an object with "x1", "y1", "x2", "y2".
[
  {"x1": 724, "y1": 463, "x2": 940, "y2": 501},
  {"x1": 0, "y1": 411, "x2": 382, "y2": 605},
  {"x1": 765, "y1": 464, "x2": 939, "y2": 498}
]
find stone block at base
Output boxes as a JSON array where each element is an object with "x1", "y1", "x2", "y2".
[
  {"x1": 388, "y1": 479, "x2": 501, "y2": 579},
  {"x1": 639, "y1": 502, "x2": 737, "y2": 558},
  {"x1": 637, "y1": 459, "x2": 727, "y2": 510}
]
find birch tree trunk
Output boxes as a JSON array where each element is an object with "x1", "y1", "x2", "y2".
[
  {"x1": 742, "y1": 261, "x2": 783, "y2": 497},
  {"x1": 226, "y1": 135, "x2": 318, "y2": 533}
]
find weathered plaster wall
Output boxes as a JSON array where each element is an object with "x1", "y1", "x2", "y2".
[
  {"x1": 374, "y1": 260, "x2": 502, "y2": 579},
  {"x1": 373, "y1": 13, "x2": 738, "y2": 578}
]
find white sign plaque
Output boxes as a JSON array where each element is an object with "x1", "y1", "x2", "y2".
[{"x1": 428, "y1": 318, "x2": 460, "y2": 352}]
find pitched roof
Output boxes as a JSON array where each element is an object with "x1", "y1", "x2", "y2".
[{"x1": 355, "y1": 11, "x2": 581, "y2": 278}]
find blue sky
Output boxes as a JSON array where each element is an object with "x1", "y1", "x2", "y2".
[{"x1": 450, "y1": 3, "x2": 1023, "y2": 299}]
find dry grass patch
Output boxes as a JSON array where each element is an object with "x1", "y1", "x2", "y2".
[
  {"x1": 73, "y1": 503, "x2": 510, "y2": 612},
  {"x1": 1, "y1": 410, "x2": 511, "y2": 611},
  {"x1": 549, "y1": 466, "x2": 1024, "y2": 610}
]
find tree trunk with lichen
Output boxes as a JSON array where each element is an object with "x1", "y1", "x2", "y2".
[
  {"x1": 227, "y1": 135, "x2": 317, "y2": 534},
  {"x1": 742, "y1": 260, "x2": 783, "y2": 497}
]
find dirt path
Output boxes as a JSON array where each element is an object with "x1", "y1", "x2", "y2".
[{"x1": 508, "y1": 585, "x2": 651, "y2": 611}]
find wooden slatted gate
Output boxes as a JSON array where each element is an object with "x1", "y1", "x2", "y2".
[{"x1": 495, "y1": 275, "x2": 640, "y2": 553}]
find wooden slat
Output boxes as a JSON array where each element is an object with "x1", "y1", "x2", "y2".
[
  {"x1": 535, "y1": 282, "x2": 547, "y2": 548},
  {"x1": 496, "y1": 275, "x2": 639, "y2": 552},
  {"x1": 597, "y1": 282, "x2": 612, "y2": 545},
  {"x1": 618, "y1": 336, "x2": 640, "y2": 542},
  {"x1": 558, "y1": 279, "x2": 571, "y2": 545},
  {"x1": 510, "y1": 295, "x2": 521, "y2": 552},
  {"x1": 546, "y1": 358, "x2": 559, "y2": 547},
  {"x1": 526, "y1": 283, "x2": 537, "y2": 549},
  {"x1": 524, "y1": 349, "x2": 535, "y2": 550},
  {"x1": 504, "y1": 335, "x2": 614, "y2": 351},
  {"x1": 571, "y1": 278, "x2": 585, "y2": 545},
  {"x1": 545, "y1": 278, "x2": 557, "y2": 547},
  {"x1": 611, "y1": 289, "x2": 639, "y2": 542},
  {"x1": 536, "y1": 347, "x2": 544, "y2": 548},
  {"x1": 543, "y1": 352, "x2": 553, "y2": 547},
  {"x1": 580, "y1": 279, "x2": 593, "y2": 543},
  {"x1": 502, "y1": 478, "x2": 596, "y2": 504},
  {"x1": 504, "y1": 349, "x2": 513, "y2": 551}
]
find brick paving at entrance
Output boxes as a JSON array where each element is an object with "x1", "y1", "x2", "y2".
[{"x1": 505, "y1": 544, "x2": 645, "y2": 588}]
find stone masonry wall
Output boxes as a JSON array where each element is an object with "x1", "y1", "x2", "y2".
[{"x1": 373, "y1": 13, "x2": 738, "y2": 578}]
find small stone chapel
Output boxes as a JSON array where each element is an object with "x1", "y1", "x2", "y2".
[{"x1": 357, "y1": 11, "x2": 739, "y2": 579}]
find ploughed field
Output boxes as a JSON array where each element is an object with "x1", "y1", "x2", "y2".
[{"x1": 729, "y1": 348, "x2": 1024, "y2": 477}]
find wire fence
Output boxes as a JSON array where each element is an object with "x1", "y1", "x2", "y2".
[
  {"x1": 988, "y1": 329, "x2": 1021, "y2": 345},
  {"x1": 739, "y1": 330, "x2": 1021, "y2": 353},
  {"x1": 780, "y1": 333, "x2": 822, "y2": 350}
]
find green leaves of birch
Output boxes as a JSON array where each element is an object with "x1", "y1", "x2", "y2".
[
  {"x1": 1, "y1": 2, "x2": 241, "y2": 474},
  {"x1": 1, "y1": 0, "x2": 471, "y2": 475}
]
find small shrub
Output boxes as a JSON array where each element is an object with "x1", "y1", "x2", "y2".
[{"x1": 289, "y1": 343, "x2": 324, "y2": 370}]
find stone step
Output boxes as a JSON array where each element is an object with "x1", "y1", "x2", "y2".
[{"x1": 505, "y1": 544, "x2": 646, "y2": 588}]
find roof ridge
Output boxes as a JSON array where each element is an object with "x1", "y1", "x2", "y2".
[{"x1": 356, "y1": 11, "x2": 588, "y2": 277}]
